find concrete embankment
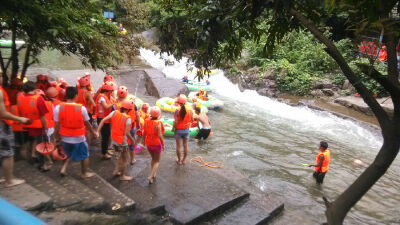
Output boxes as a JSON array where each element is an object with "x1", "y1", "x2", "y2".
[{"x1": 1, "y1": 65, "x2": 286, "y2": 225}]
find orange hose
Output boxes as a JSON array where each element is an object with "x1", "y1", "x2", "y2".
[{"x1": 190, "y1": 156, "x2": 224, "y2": 169}]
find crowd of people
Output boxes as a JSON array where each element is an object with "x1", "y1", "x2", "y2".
[{"x1": 0, "y1": 72, "x2": 211, "y2": 186}]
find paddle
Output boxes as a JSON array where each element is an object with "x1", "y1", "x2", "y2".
[{"x1": 301, "y1": 163, "x2": 310, "y2": 167}]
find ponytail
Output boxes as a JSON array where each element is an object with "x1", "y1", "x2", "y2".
[{"x1": 179, "y1": 103, "x2": 186, "y2": 120}]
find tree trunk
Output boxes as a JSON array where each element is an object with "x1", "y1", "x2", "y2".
[
  {"x1": 10, "y1": 24, "x2": 19, "y2": 81},
  {"x1": 21, "y1": 44, "x2": 32, "y2": 78}
]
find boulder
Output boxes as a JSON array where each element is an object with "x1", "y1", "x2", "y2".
[
  {"x1": 313, "y1": 79, "x2": 333, "y2": 89},
  {"x1": 322, "y1": 89, "x2": 335, "y2": 96},
  {"x1": 342, "y1": 80, "x2": 352, "y2": 90},
  {"x1": 278, "y1": 69, "x2": 287, "y2": 80},
  {"x1": 256, "y1": 88, "x2": 278, "y2": 98},
  {"x1": 310, "y1": 89, "x2": 324, "y2": 97},
  {"x1": 262, "y1": 69, "x2": 275, "y2": 80}
]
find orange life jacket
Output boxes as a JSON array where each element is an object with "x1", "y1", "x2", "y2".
[
  {"x1": 315, "y1": 150, "x2": 330, "y2": 173},
  {"x1": 127, "y1": 108, "x2": 138, "y2": 127},
  {"x1": 59, "y1": 103, "x2": 86, "y2": 137},
  {"x1": 44, "y1": 100, "x2": 55, "y2": 129},
  {"x1": 95, "y1": 93, "x2": 112, "y2": 122},
  {"x1": 4, "y1": 87, "x2": 19, "y2": 106},
  {"x1": 140, "y1": 109, "x2": 149, "y2": 121},
  {"x1": 77, "y1": 88, "x2": 92, "y2": 112},
  {"x1": 57, "y1": 85, "x2": 66, "y2": 102},
  {"x1": 144, "y1": 119, "x2": 165, "y2": 146},
  {"x1": 174, "y1": 108, "x2": 193, "y2": 129},
  {"x1": 52, "y1": 99, "x2": 61, "y2": 106},
  {"x1": 10, "y1": 105, "x2": 24, "y2": 132},
  {"x1": 110, "y1": 110, "x2": 131, "y2": 145},
  {"x1": 17, "y1": 94, "x2": 43, "y2": 128}
]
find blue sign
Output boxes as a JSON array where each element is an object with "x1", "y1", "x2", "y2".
[{"x1": 104, "y1": 11, "x2": 114, "y2": 19}]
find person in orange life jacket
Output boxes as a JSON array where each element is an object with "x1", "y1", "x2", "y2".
[
  {"x1": 143, "y1": 106, "x2": 165, "y2": 184},
  {"x1": 136, "y1": 103, "x2": 149, "y2": 144},
  {"x1": 17, "y1": 81, "x2": 49, "y2": 168},
  {"x1": 196, "y1": 88, "x2": 208, "y2": 101},
  {"x1": 96, "y1": 81, "x2": 116, "y2": 160},
  {"x1": 4, "y1": 77, "x2": 23, "y2": 106},
  {"x1": 308, "y1": 141, "x2": 330, "y2": 184},
  {"x1": 115, "y1": 87, "x2": 140, "y2": 164},
  {"x1": 193, "y1": 105, "x2": 211, "y2": 143},
  {"x1": 77, "y1": 76, "x2": 97, "y2": 148},
  {"x1": 36, "y1": 74, "x2": 50, "y2": 91},
  {"x1": 54, "y1": 87, "x2": 99, "y2": 178},
  {"x1": 57, "y1": 78, "x2": 68, "y2": 102},
  {"x1": 172, "y1": 94, "x2": 193, "y2": 165},
  {"x1": 97, "y1": 99, "x2": 135, "y2": 181},
  {"x1": 0, "y1": 78, "x2": 30, "y2": 188}
]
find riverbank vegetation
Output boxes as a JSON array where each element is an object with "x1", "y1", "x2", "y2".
[{"x1": 152, "y1": 0, "x2": 400, "y2": 224}]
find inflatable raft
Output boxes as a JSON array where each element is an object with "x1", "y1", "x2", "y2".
[
  {"x1": 160, "y1": 118, "x2": 199, "y2": 137},
  {"x1": 188, "y1": 92, "x2": 223, "y2": 110},
  {"x1": 156, "y1": 97, "x2": 208, "y2": 113},
  {"x1": 184, "y1": 81, "x2": 211, "y2": 92}
]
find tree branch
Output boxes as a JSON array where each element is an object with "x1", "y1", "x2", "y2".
[
  {"x1": 356, "y1": 63, "x2": 400, "y2": 94},
  {"x1": 289, "y1": 8, "x2": 391, "y2": 131},
  {"x1": 21, "y1": 44, "x2": 32, "y2": 77}
]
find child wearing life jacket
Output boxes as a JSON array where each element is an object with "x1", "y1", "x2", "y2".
[
  {"x1": 172, "y1": 94, "x2": 193, "y2": 165},
  {"x1": 136, "y1": 103, "x2": 149, "y2": 140},
  {"x1": 54, "y1": 87, "x2": 99, "y2": 178},
  {"x1": 196, "y1": 88, "x2": 208, "y2": 101},
  {"x1": 309, "y1": 141, "x2": 331, "y2": 184},
  {"x1": 17, "y1": 81, "x2": 49, "y2": 169},
  {"x1": 95, "y1": 81, "x2": 116, "y2": 160},
  {"x1": 143, "y1": 106, "x2": 165, "y2": 184},
  {"x1": 97, "y1": 99, "x2": 135, "y2": 181}
]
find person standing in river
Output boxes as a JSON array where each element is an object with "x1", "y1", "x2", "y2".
[
  {"x1": 309, "y1": 141, "x2": 330, "y2": 184},
  {"x1": 194, "y1": 104, "x2": 211, "y2": 143},
  {"x1": 172, "y1": 94, "x2": 193, "y2": 165}
]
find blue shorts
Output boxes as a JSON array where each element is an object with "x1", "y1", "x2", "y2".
[
  {"x1": 129, "y1": 128, "x2": 136, "y2": 151},
  {"x1": 62, "y1": 141, "x2": 89, "y2": 161},
  {"x1": 175, "y1": 128, "x2": 190, "y2": 139}
]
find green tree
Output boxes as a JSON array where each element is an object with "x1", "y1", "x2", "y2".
[
  {"x1": 0, "y1": 0, "x2": 122, "y2": 86},
  {"x1": 155, "y1": 0, "x2": 400, "y2": 224}
]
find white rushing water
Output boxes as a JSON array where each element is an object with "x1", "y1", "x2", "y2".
[{"x1": 139, "y1": 48, "x2": 382, "y2": 151}]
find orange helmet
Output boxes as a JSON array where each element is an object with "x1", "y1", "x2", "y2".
[
  {"x1": 117, "y1": 86, "x2": 128, "y2": 98},
  {"x1": 78, "y1": 76, "x2": 90, "y2": 87},
  {"x1": 34, "y1": 89, "x2": 45, "y2": 96},
  {"x1": 46, "y1": 87, "x2": 58, "y2": 98},
  {"x1": 104, "y1": 74, "x2": 114, "y2": 82},
  {"x1": 150, "y1": 106, "x2": 161, "y2": 119},
  {"x1": 11, "y1": 77, "x2": 23, "y2": 86},
  {"x1": 141, "y1": 103, "x2": 149, "y2": 110},
  {"x1": 121, "y1": 99, "x2": 135, "y2": 110},
  {"x1": 102, "y1": 81, "x2": 116, "y2": 91},
  {"x1": 49, "y1": 81, "x2": 57, "y2": 88},
  {"x1": 177, "y1": 94, "x2": 187, "y2": 104}
]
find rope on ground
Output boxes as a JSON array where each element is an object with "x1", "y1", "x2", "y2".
[{"x1": 190, "y1": 156, "x2": 224, "y2": 169}]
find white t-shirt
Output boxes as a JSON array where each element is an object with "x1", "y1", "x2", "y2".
[
  {"x1": 97, "y1": 96, "x2": 106, "y2": 116},
  {"x1": 109, "y1": 111, "x2": 131, "y2": 146},
  {"x1": 54, "y1": 103, "x2": 90, "y2": 144}
]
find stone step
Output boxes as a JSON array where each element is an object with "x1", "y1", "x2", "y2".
[
  {"x1": 132, "y1": 156, "x2": 250, "y2": 225},
  {"x1": 88, "y1": 154, "x2": 165, "y2": 212},
  {"x1": 67, "y1": 161, "x2": 135, "y2": 212},
  {"x1": 45, "y1": 163, "x2": 107, "y2": 211},
  {"x1": 13, "y1": 161, "x2": 81, "y2": 209},
  {"x1": 0, "y1": 183, "x2": 52, "y2": 211}
]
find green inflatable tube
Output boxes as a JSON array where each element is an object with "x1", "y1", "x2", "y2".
[
  {"x1": 185, "y1": 82, "x2": 211, "y2": 92},
  {"x1": 188, "y1": 92, "x2": 223, "y2": 110},
  {"x1": 160, "y1": 118, "x2": 199, "y2": 137}
]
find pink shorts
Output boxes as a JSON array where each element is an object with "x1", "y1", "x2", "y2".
[{"x1": 147, "y1": 145, "x2": 163, "y2": 153}]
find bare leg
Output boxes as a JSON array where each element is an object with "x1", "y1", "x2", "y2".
[
  {"x1": 150, "y1": 153, "x2": 161, "y2": 179},
  {"x1": 81, "y1": 158, "x2": 94, "y2": 178},
  {"x1": 2, "y1": 156, "x2": 25, "y2": 187},
  {"x1": 148, "y1": 151, "x2": 155, "y2": 183},
  {"x1": 112, "y1": 146, "x2": 122, "y2": 176},
  {"x1": 60, "y1": 158, "x2": 71, "y2": 176},
  {"x1": 175, "y1": 138, "x2": 182, "y2": 164},
  {"x1": 181, "y1": 138, "x2": 189, "y2": 165},
  {"x1": 119, "y1": 149, "x2": 132, "y2": 181},
  {"x1": 130, "y1": 148, "x2": 136, "y2": 165}
]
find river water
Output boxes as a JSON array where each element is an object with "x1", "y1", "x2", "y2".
[{"x1": 139, "y1": 49, "x2": 399, "y2": 225}]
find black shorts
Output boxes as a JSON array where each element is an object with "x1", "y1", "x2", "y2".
[
  {"x1": 195, "y1": 129, "x2": 211, "y2": 140},
  {"x1": 14, "y1": 131, "x2": 29, "y2": 146},
  {"x1": 313, "y1": 171, "x2": 326, "y2": 184}
]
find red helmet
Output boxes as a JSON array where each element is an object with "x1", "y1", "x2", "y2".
[
  {"x1": 141, "y1": 103, "x2": 149, "y2": 110},
  {"x1": 117, "y1": 86, "x2": 128, "y2": 98},
  {"x1": 79, "y1": 76, "x2": 90, "y2": 87},
  {"x1": 46, "y1": 87, "x2": 58, "y2": 98},
  {"x1": 104, "y1": 74, "x2": 114, "y2": 82},
  {"x1": 177, "y1": 94, "x2": 187, "y2": 104},
  {"x1": 49, "y1": 81, "x2": 57, "y2": 87},
  {"x1": 35, "y1": 89, "x2": 45, "y2": 96},
  {"x1": 150, "y1": 106, "x2": 161, "y2": 118},
  {"x1": 37, "y1": 74, "x2": 47, "y2": 82},
  {"x1": 121, "y1": 99, "x2": 135, "y2": 110},
  {"x1": 102, "y1": 81, "x2": 116, "y2": 91},
  {"x1": 11, "y1": 77, "x2": 23, "y2": 86}
]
